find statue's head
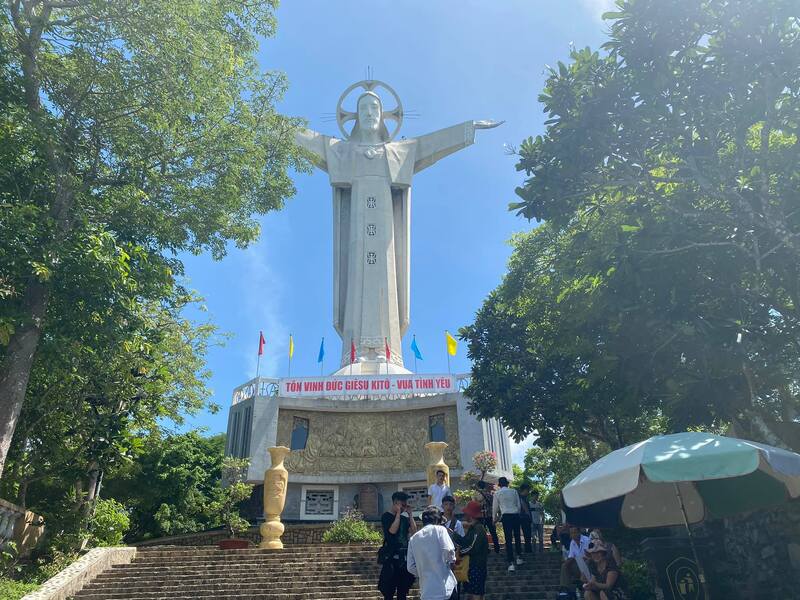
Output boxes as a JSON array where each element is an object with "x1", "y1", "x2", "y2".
[
  {"x1": 350, "y1": 91, "x2": 390, "y2": 142},
  {"x1": 358, "y1": 92, "x2": 382, "y2": 131}
]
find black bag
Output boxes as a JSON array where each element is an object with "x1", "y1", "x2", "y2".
[{"x1": 377, "y1": 543, "x2": 390, "y2": 565}]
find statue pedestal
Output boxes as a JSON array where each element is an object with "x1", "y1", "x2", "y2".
[
  {"x1": 425, "y1": 441, "x2": 450, "y2": 487},
  {"x1": 259, "y1": 446, "x2": 290, "y2": 549}
]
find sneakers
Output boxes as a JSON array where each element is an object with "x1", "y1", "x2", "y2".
[
  {"x1": 507, "y1": 563, "x2": 516, "y2": 572},
  {"x1": 516, "y1": 557, "x2": 524, "y2": 565}
]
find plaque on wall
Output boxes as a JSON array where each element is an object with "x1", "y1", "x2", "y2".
[{"x1": 357, "y1": 484, "x2": 380, "y2": 518}]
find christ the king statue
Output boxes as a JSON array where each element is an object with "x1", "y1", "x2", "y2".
[{"x1": 295, "y1": 80, "x2": 501, "y2": 374}]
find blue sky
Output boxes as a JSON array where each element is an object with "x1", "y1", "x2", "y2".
[{"x1": 180, "y1": 0, "x2": 613, "y2": 463}]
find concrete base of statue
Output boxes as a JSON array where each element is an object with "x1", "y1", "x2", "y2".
[
  {"x1": 425, "y1": 441, "x2": 450, "y2": 487},
  {"x1": 259, "y1": 446, "x2": 290, "y2": 550}
]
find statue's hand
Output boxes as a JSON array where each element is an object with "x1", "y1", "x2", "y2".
[{"x1": 473, "y1": 120, "x2": 504, "y2": 130}]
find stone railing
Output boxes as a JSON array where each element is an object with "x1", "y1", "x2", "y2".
[
  {"x1": 0, "y1": 498, "x2": 44, "y2": 557},
  {"x1": 0, "y1": 498, "x2": 24, "y2": 546},
  {"x1": 21, "y1": 547, "x2": 136, "y2": 600}
]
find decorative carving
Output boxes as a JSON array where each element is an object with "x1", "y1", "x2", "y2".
[
  {"x1": 277, "y1": 407, "x2": 461, "y2": 475},
  {"x1": 259, "y1": 446, "x2": 289, "y2": 550}
]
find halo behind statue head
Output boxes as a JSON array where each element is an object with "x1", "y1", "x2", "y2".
[{"x1": 337, "y1": 79, "x2": 403, "y2": 142}]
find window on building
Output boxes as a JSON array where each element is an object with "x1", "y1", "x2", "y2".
[
  {"x1": 290, "y1": 417, "x2": 309, "y2": 451},
  {"x1": 429, "y1": 414, "x2": 446, "y2": 442},
  {"x1": 229, "y1": 411, "x2": 241, "y2": 457},
  {"x1": 240, "y1": 406, "x2": 252, "y2": 458}
]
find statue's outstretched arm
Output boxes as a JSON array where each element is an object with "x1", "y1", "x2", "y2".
[
  {"x1": 413, "y1": 120, "x2": 503, "y2": 173},
  {"x1": 295, "y1": 127, "x2": 329, "y2": 172}
]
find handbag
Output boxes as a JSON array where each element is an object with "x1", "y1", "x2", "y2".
[{"x1": 453, "y1": 554, "x2": 470, "y2": 583}]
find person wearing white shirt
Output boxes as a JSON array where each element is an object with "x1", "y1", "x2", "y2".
[
  {"x1": 492, "y1": 476, "x2": 524, "y2": 571},
  {"x1": 407, "y1": 506, "x2": 457, "y2": 600},
  {"x1": 560, "y1": 526, "x2": 591, "y2": 593},
  {"x1": 427, "y1": 470, "x2": 451, "y2": 510}
]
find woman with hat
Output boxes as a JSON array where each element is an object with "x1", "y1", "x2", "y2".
[
  {"x1": 455, "y1": 501, "x2": 490, "y2": 600},
  {"x1": 582, "y1": 540, "x2": 626, "y2": 600}
]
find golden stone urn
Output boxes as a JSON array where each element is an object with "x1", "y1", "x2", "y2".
[
  {"x1": 259, "y1": 446, "x2": 290, "y2": 549},
  {"x1": 424, "y1": 441, "x2": 449, "y2": 487}
]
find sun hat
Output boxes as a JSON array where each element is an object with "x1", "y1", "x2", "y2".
[{"x1": 462, "y1": 500, "x2": 483, "y2": 519}]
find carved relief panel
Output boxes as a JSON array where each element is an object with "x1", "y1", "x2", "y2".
[{"x1": 277, "y1": 406, "x2": 461, "y2": 475}]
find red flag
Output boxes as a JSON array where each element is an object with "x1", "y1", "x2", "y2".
[
  {"x1": 350, "y1": 339, "x2": 356, "y2": 364},
  {"x1": 258, "y1": 331, "x2": 266, "y2": 356},
  {"x1": 385, "y1": 338, "x2": 390, "y2": 361}
]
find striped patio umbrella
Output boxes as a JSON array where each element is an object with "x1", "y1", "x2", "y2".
[
  {"x1": 562, "y1": 431, "x2": 800, "y2": 600},
  {"x1": 562, "y1": 431, "x2": 800, "y2": 529}
]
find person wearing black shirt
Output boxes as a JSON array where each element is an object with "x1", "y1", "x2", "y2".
[
  {"x1": 517, "y1": 483, "x2": 534, "y2": 554},
  {"x1": 476, "y1": 481, "x2": 500, "y2": 554},
  {"x1": 378, "y1": 491, "x2": 418, "y2": 600}
]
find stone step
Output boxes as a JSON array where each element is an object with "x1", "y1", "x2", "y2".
[{"x1": 69, "y1": 542, "x2": 562, "y2": 600}]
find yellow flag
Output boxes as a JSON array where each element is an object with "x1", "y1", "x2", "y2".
[
  {"x1": 288, "y1": 334, "x2": 294, "y2": 359},
  {"x1": 445, "y1": 331, "x2": 458, "y2": 356}
]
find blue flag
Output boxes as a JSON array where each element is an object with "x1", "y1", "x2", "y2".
[
  {"x1": 410, "y1": 336, "x2": 423, "y2": 360},
  {"x1": 317, "y1": 337, "x2": 325, "y2": 363}
]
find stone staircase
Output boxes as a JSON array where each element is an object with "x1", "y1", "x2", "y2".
[{"x1": 70, "y1": 544, "x2": 563, "y2": 600}]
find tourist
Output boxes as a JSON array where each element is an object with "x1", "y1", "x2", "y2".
[
  {"x1": 442, "y1": 495, "x2": 465, "y2": 537},
  {"x1": 379, "y1": 491, "x2": 418, "y2": 600},
  {"x1": 428, "y1": 470, "x2": 451, "y2": 510},
  {"x1": 588, "y1": 530, "x2": 622, "y2": 566},
  {"x1": 475, "y1": 481, "x2": 500, "y2": 554},
  {"x1": 456, "y1": 501, "x2": 489, "y2": 600},
  {"x1": 492, "y1": 476, "x2": 523, "y2": 571},
  {"x1": 517, "y1": 483, "x2": 534, "y2": 554},
  {"x1": 407, "y1": 506, "x2": 457, "y2": 600},
  {"x1": 530, "y1": 490, "x2": 545, "y2": 552},
  {"x1": 582, "y1": 540, "x2": 626, "y2": 600},
  {"x1": 560, "y1": 526, "x2": 591, "y2": 597}
]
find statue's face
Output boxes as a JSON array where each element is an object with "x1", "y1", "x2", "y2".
[{"x1": 357, "y1": 94, "x2": 382, "y2": 132}]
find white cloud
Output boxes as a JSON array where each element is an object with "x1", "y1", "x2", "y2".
[
  {"x1": 241, "y1": 240, "x2": 288, "y2": 379},
  {"x1": 581, "y1": 0, "x2": 617, "y2": 22},
  {"x1": 510, "y1": 433, "x2": 538, "y2": 466}
]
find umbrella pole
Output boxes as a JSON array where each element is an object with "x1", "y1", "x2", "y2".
[{"x1": 674, "y1": 483, "x2": 711, "y2": 600}]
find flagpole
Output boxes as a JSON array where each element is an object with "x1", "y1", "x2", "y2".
[
  {"x1": 349, "y1": 338, "x2": 353, "y2": 376},
  {"x1": 320, "y1": 337, "x2": 324, "y2": 376},
  {"x1": 445, "y1": 330, "x2": 451, "y2": 374},
  {"x1": 413, "y1": 335, "x2": 418, "y2": 373},
  {"x1": 256, "y1": 353, "x2": 261, "y2": 379},
  {"x1": 288, "y1": 334, "x2": 292, "y2": 378}
]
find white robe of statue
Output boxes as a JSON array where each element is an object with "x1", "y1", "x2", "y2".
[{"x1": 295, "y1": 87, "x2": 500, "y2": 372}]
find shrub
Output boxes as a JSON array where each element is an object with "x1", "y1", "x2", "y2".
[
  {"x1": 622, "y1": 559, "x2": 655, "y2": 600},
  {"x1": 0, "y1": 578, "x2": 39, "y2": 600},
  {"x1": 90, "y1": 498, "x2": 130, "y2": 546},
  {"x1": 322, "y1": 509, "x2": 382, "y2": 544}
]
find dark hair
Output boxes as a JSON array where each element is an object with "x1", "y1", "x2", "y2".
[
  {"x1": 436, "y1": 469, "x2": 446, "y2": 476},
  {"x1": 421, "y1": 506, "x2": 442, "y2": 526},
  {"x1": 442, "y1": 495, "x2": 455, "y2": 504},
  {"x1": 391, "y1": 491, "x2": 409, "y2": 503},
  {"x1": 498, "y1": 477, "x2": 509, "y2": 487},
  {"x1": 519, "y1": 482, "x2": 531, "y2": 491},
  {"x1": 477, "y1": 481, "x2": 487, "y2": 490}
]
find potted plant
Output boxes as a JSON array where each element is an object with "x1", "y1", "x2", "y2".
[{"x1": 217, "y1": 457, "x2": 254, "y2": 549}]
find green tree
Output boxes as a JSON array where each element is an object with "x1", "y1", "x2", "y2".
[
  {"x1": 0, "y1": 292, "x2": 220, "y2": 548},
  {"x1": 515, "y1": 441, "x2": 592, "y2": 523},
  {"x1": 463, "y1": 0, "x2": 800, "y2": 449},
  {"x1": 0, "y1": 0, "x2": 304, "y2": 475},
  {"x1": 102, "y1": 432, "x2": 227, "y2": 541}
]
